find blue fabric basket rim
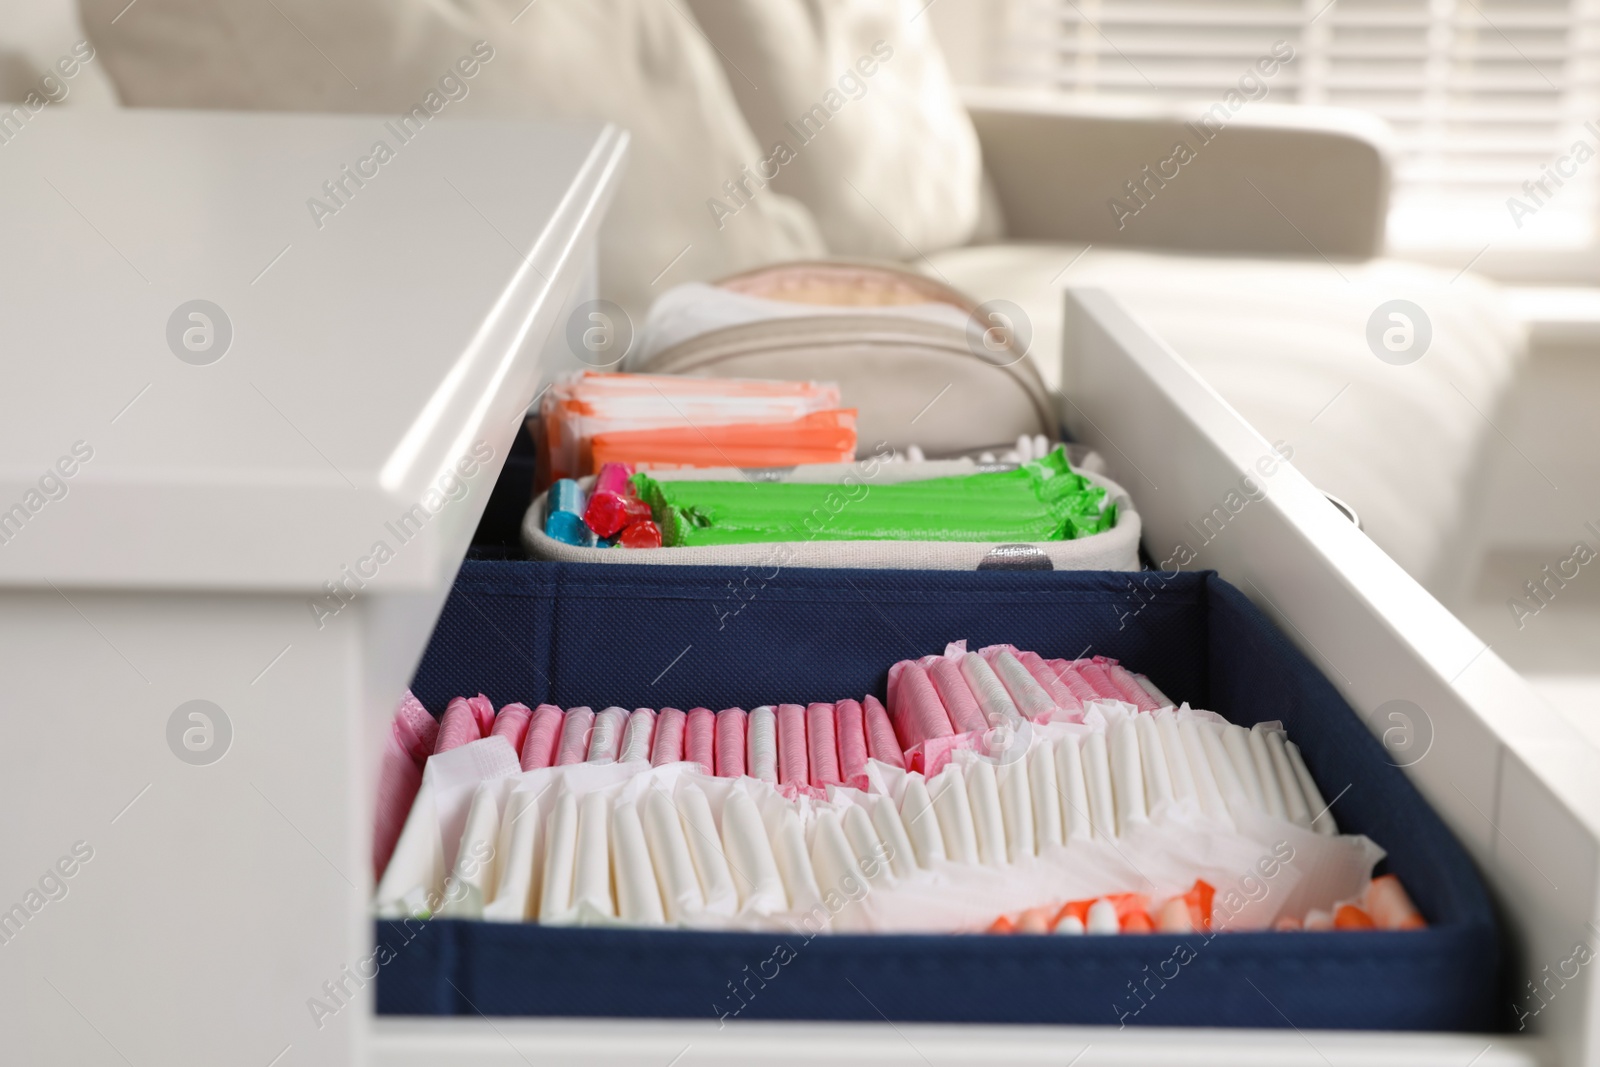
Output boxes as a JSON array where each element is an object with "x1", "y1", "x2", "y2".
[{"x1": 382, "y1": 560, "x2": 1503, "y2": 1030}]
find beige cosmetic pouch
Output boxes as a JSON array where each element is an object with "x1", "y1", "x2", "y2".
[{"x1": 630, "y1": 262, "x2": 1056, "y2": 457}]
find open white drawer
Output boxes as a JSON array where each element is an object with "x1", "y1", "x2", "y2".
[
  {"x1": 5, "y1": 107, "x2": 1591, "y2": 1067},
  {"x1": 371, "y1": 293, "x2": 1599, "y2": 1065}
]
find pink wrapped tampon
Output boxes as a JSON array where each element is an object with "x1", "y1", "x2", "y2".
[
  {"x1": 862, "y1": 695, "x2": 906, "y2": 769},
  {"x1": 435, "y1": 696, "x2": 486, "y2": 754},
  {"x1": 1135, "y1": 674, "x2": 1174, "y2": 709},
  {"x1": 776, "y1": 703, "x2": 809, "y2": 786},
  {"x1": 466, "y1": 694, "x2": 496, "y2": 736},
  {"x1": 1102, "y1": 661, "x2": 1161, "y2": 712},
  {"x1": 835, "y1": 699, "x2": 870, "y2": 784},
  {"x1": 554, "y1": 706, "x2": 595, "y2": 766},
  {"x1": 489, "y1": 702, "x2": 532, "y2": 754},
  {"x1": 985, "y1": 648, "x2": 1058, "y2": 720},
  {"x1": 1018, "y1": 650, "x2": 1083, "y2": 713},
  {"x1": 890, "y1": 663, "x2": 955, "y2": 748},
  {"x1": 806, "y1": 703, "x2": 841, "y2": 786},
  {"x1": 619, "y1": 708, "x2": 656, "y2": 762},
  {"x1": 927, "y1": 658, "x2": 987, "y2": 734},
  {"x1": 685, "y1": 707, "x2": 716, "y2": 774},
  {"x1": 373, "y1": 691, "x2": 438, "y2": 879},
  {"x1": 651, "y1": 707, "x2": 687, "y2": 766},
  {"x1": 520, "y1": 704, "x2": 564, "y2": 770},
  {"x1": 395, "y1": 690, "x2": 439, "y2": 757},
  {"x1": 1069, "y1": 658, "x2": 1121, "y2": 702},
  {"x1": 1049, "y1": 660, "x2": 1101, "y2": 704},
  {"x1": 715, "y1": 708, "x2": 747, "y2": 777}
]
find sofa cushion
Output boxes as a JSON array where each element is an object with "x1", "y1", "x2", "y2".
[
  {"x1": 685, "y1": 0, "x2": 982, "y2": 259},
  {"x1": 926, "y1": 243, "x2": 1527, "y2": 589},
  {"x1": 0, "y1": 0, "x2": 118, "y2": 106},
  {"x1": 79, "y1": 0, "x2": 826, "y2": 318}
]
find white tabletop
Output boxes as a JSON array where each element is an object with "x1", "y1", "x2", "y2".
[{"x1": 0, "y1": 108, "x2": 625, "y2": 591}]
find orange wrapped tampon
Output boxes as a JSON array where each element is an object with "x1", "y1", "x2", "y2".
[
  {"x1": 1156, "y1": 897, "x2": 1193, "y2": 933},
  {"x1": 1051, "y1": 898, "x2": 1094, "y2": 932},
  {"x1": 1183, "y1": 879, "x2": 1215, "y2": 931},
  {"x1": 590, "y1": 409, "x2": 857, "y2": 472},
  {"x1": 1334, "y1": 904, "x2": 1376, "y2": 930},
  {"x1": 1366, "y1": 874, "x2": 1426, "y2": 929},
  {"x1": 1120, "y1": 909, "x2": 1155, "y2": 933},
  {"x1": 1017, "y1": 906, "x2": 1053, "y2": 934}
]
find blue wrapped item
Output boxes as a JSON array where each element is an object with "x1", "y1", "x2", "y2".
[
  {"x1": 544, "y1": 479, "x2": 594, "y2": 546},
  {"x1": 388, "y1": 564, "x2": 1499, "y2": 1032},
  {"x1": 543, "y1": 511, "x2": 593, "y2": 547},
  {"x1": 548, "y1": 478, "x2": 586, "y2": 519}
]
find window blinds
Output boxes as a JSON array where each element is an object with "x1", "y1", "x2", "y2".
[{"x1": 995, "y1": 0, "x2": 1600, "y2": 248}]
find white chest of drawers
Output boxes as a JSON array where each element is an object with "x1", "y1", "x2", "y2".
[{"x1": 0, "y1": 109, "x2": 625, "y2": 1067}]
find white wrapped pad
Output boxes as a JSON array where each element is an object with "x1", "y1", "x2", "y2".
[
  {"x1": 678, "y1": 783, "x2": 739, "y2": 913},
  {"x1": 483, "y1": 787, "x2": 543, "y2": 922},
  {"x1": 439, "y1": 779, "x2": 503, "y2": 918},
  {"x1": 572, "y1": 791, "x2": 614, "y2": 920},
  {"x1": 996, "y1": 758, "x2": 1035, "y2": 863},
  {"x1": 1288, "y1": 741, "x2": 1338, "y2": 836},
  {"x1": 809, "y1": 811, "x2": 861, "y2": 904},
  {"x1": 1028, "y1": 742, "x2": 1063, "y2": 849},
  {"x1": 1135, "y1": 714, "x2": 1174, "y2": 817},
  {"x1": 611, "y1": 800, "x2": 666, "y2": 925},
  {"x1": 720, "y1": 789, "x2": 786, "y2": 913},
  {"x1": 1222, "y1": 724, "x2": 1266, "y2": 812},
  {"x1": 1248, "y1": 725, "x2": 1287, "y2": 819},
  {"x1": 868, "y1": 794, "x2": 918, "y2": 879},
  {"x1": 1156, "y1": 711, "x2": 1198, "y2": 812},
  {"x1": 965, "y1": 760, "x2": 1007, "y2": 866},
  {"x1": 1179, "y1": 718, "x2": 1231, "y2": 827},
  {"x1": 1078, "y1": 733, "x2": 1114, "y2": 839},
  {"x1": 1204, "y1": 722, "x2": 1252, "y2": 820},
  {"x1": 842, "y1": 804, "x2": 892, "y2": 886},
  {"x1": 930, "y1": 764, "x2": 980, "y2": 864},
  {"x1": 1109, "y1": 716, "x2": 1147, "y2": 835},
  {"x1": 773, "y1": 807, "x2": 824, "y2": 911},
  {"x1": 538, "y1": 792, "x2": 579, "y2": 922},
  {"x1": 643, "y1": 788, "x2": 705, "y2": 920},
  {"x1": 1264, "y1": 728, "x2": 1311, "y2": 827},
  {"x1": 899, "y1": 775, "x2": 945, "y2": 867}
]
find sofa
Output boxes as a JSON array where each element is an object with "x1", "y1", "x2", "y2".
[{"x1": 12, "y1": 0, "x2": 1524, "y2": 595}]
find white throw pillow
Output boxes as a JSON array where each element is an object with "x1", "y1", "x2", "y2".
[
  {"x1": 685, "y1": 0, "x2": 983, "y2": 259},
  {"x1": 78, "y1": 0, "x2": 826, "y2": 318},
  {"x1": 928, "y1": 242, "x2": 1527, "y2": 590}
]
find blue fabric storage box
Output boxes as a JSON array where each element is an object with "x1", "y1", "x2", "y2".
[{"x1": 380, "y1": 560, "x2": 1501, "y2": 1031}]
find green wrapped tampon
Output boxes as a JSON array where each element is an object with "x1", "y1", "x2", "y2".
[{"x1": 632, "y1": 448, "x2": 1116, "y2": 547}]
